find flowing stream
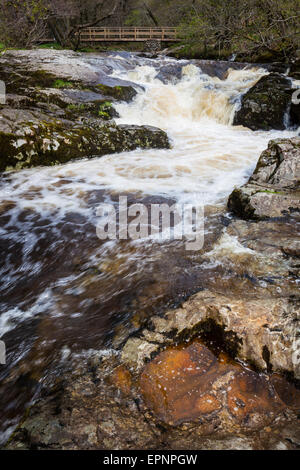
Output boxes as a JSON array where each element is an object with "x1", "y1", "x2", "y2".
[{"x1": 0, "y1": 54, "x2": 296, "y2": 443}]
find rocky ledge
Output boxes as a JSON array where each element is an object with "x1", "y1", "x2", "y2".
[
  {"x1": 0, "y1": 50, "x2": 170, "y2": 172},
  {"x1": 228, "y1": 137, "x2": 300, "y2": 220},
  {"x1": 0, "y1": 108, "x2": 169, "y2": 172}
]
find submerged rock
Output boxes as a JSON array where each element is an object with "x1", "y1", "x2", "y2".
[
  {"x1": 140, "y1": 340, "x2": 286, "y2": 428},
  {"x1": 155, "y1": 63, "x2": 183, "y2": 84},
  {"x1": 5, "y1": 339, "x2": 299, "y2": 450},
  {"x1": 228, "y1": 137, "x2": 300, "y2": 219},
  {"x1": 233, "y1": 74, "x2": 294, "y2": 130}
]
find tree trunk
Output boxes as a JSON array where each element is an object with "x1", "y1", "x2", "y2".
[{"x1": 143, "y1": 2, "x2": 159, "y2": 26}]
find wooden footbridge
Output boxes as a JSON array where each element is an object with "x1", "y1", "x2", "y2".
[{"x1": 78, "y1": 27, "x2": 178, "y2": 42}]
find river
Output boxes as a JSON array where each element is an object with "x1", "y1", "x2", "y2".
[{"x1": 0, "y1": 53, "x2": 296, "y2": 443}]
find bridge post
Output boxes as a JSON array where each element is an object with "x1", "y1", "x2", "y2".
[{"x1": 144, "y1": 39, "x2": 161, "y2": 53}]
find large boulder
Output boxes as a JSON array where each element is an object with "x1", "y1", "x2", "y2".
[
  {"x1": 233, "y1": 73, "x2": 295, "y2": 130},
  {"x1": 0, "y1": 108, "x2": 170, "y2": 172},
  {"x1": 155, "y1": 63, "x2": 184, "y2": 83},
  {"x1": 228, "y1": 137, "x2": 300, "y2": 219},
  {"x1": 121, "y1": 290, "x2": 299, "y2": 380}
]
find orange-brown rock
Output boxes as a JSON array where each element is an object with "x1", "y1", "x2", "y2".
[
  {"x1": 271, "y1": 374, "x2": 300, "y2": 410},
  {"x1": 227, "y1": 370, "x2": 283, "y2": 422},
  {"x1": 140, "y1": 340, "x2": 286, "y2": 427},
  {"x1": 110, "y1": 365, "x2": 132, "y2": 396}
]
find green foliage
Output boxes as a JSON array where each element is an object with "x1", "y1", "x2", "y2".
[
  {"x1": 77, "y1": 46, "x2": 98, "y2": 53},
  {"x1": 98, "y1": 110, "x2": 110, "y2": 119},
  {"x1": 124, "y1": 9, "x2": 144, "y2": 26},
  {"x1": 257, "y1": 190, "x2": 284, "y2": 195},
  {"x1": 97, "y1": 101, "x2": 113, "y2": 120},
  {"x1": 178, "y1": 0, "x2": 299, "y2": 61},
  {"x1": 0, "y1": 0, "x2": 49, "y2": 47}
]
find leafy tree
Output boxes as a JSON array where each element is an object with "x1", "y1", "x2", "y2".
[
  {"x1": 47, "y1": 0, "x2": 129, "y2": 48},
  {"x1": 0, "y1": 0, "x2": 49, "y2": 47},
  {"x1": 179, "y1": 0, "x2": 299, "y2": 60}
]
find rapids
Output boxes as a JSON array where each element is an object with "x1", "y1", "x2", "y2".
[{"x1": 0, "y1": 53, "x2": 297, "y2": 444}]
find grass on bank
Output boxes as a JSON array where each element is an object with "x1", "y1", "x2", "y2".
[{"x1": 37, "y1": 42, "x2": 64, "y2": 50}]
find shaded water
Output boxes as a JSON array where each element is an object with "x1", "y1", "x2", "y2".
[{"x1": 0, "y1": 54, "x2": 297, "y2": 443}]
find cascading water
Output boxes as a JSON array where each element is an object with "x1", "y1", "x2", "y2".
[{"x1": 0, "y1": 54, "x2": 297, "y2": 444}]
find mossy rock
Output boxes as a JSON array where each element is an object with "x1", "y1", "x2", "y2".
[
  {"x1": 233, "y1": 74, "x2": 293, "y2": 130},
  {"x1": 0, "y1": 120, "x2": 170, "y2": 172},
  {"x1": 289, "y1": 59, "x2": 300, "y2": 80},
  {"x1": 95, "y1": 84, "x2": 137, "y2": 102},
  {"x1": 0, "y1": 63, "x2": 85, "y2": 95},
  {"x1": 228, "y1": 137, "x2": 300, "y2": 219},
  {"x1": 65, "y1": 101, "x2": 119, "y2": 121}
]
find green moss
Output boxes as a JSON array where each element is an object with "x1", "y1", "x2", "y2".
[
  {"x1": 97, "y1": 101, "x2": 114, "y2": 120},
  {"x1": 0, "y1": 67, "x2": 64, "y2": 94},
  {"x1": 98, "y1": 110, "x2": 110, "y2": 119},
  {"x1": 66, "y1": 103, "x2": 87, "y2": 112},
  {"x1": 257, "y1": 189, "x2": 284, "y2": 195},
  {"x1": 64, "y1": 100, "x2": 117, "y2": 120},
  {"x1": 53, "y1": 79, "x2": 74, "y2": 89}
]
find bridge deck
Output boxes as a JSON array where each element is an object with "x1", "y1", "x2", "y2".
[{"x1": 79, "y1": 27, "x2": 178, "y2": 42}]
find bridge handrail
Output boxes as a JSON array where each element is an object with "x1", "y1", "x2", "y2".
[{"x1": 77, "y1": 26, "x2": 178, "y2": 42}]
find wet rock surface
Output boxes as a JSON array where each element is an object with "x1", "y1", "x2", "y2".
[
  {"x1": 140, "y1": 341, "x2": 286, "y2": 427},
  {"x1": 123, "y1": 290, "x2": 299, "y2": 379},
  {"x1": 228, "y1": 137, "x2": 300, "y2": 219},
  {"x1": 233, "y1": 73, "x2": 297, "y2": 130},
  {"x1": 5, "y1": 341, "x2": 300, "y2": 450},
  {"x1": 0, "y1": 50, "x2": 169, "y2": 171}
]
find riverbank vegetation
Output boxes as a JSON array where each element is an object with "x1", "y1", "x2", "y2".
[{"x1": 0, "y1": 0, "x2": 299, "y2": 61}]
